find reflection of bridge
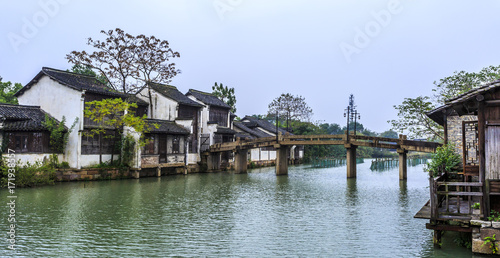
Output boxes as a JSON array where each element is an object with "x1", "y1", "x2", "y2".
[{"x1": 207, "y1": 134, "x2": 441, "y2": 179}]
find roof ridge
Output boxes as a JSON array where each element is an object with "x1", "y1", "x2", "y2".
[
  {"x1": 42, "y1": 67, "x2": 97, "y2": 78},
  {"x1": 189, "y1": 89, "x2": 213, "y2": 95},
  {"x1": 0, "y1": 103, "x2": 41, "y2": 108},
  {"x1": 148, "y1": 82, "x2": 178, "y2": 89}
]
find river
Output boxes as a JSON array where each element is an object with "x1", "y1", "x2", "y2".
[{"x1": 1, "y1": 160, "x2": 477, "y2": 257}]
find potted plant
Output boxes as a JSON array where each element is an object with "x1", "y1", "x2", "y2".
[
  {"x1": 472, "y1": 203, "x2": 481, "y2": 215},
  {"x1": 489, "y1": 210, "x2": 500, "y2": 228}
]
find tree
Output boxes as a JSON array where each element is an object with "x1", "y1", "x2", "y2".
[
  {"x1": 389, "y1": 96, "x2": 443, "y2": 141},
  {"x1": 267, "y1": 93, "x2": 313, "y2": 132},
  {"x1": 0, "y1": 78, "x2": 23, "y2": 104},
  {"x1": 319, "y1": 123, "x2": 343, "y2": 135},
  {"x1": 379, "y1": 129, "x2": 398, "y2": 139},
  {"x1": 67, "y1": 28, "x2": 180, "y2": 116},
  {"x1": 84, "y1": 98, "x2": 151, "y2": 164},
  {"x1": 212, "y1": 82, "x2": 237, "y2": 113},
  {"x1": 68, "y1": 64, "x2": 107, "y2": 84},
  {"x1": 433, "y1": 65, "x2": 500, "y2": 104},
  {"x1": 390, "y1": 65, "x2": 500, "y2": 141}
]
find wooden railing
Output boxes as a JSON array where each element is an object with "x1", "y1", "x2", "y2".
[
  {"x1": 209, "y1": 134, "x2": 441, "y2": 153},
  {"x1": 430, "y1": 175, "x2": 483, "y2": 221}
]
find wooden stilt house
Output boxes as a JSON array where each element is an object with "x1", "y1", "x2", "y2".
[{"x1": 425, "y1": 80, "x2": 500, "y2": 228}]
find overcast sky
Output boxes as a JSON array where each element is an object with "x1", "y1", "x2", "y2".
[{"x1": 1, "y1": 0, "x2": 500, "y2": 133}]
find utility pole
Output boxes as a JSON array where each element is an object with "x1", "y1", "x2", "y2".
[
  {"x1": 352, "y1": 110, "x2": 361, "y2": 135},
  {"x1": 344, "y1": 106, "x2": 350, "y2": 140},
  {"x1": 276, "y1": 111, "x2": 279, "y2": 143}
]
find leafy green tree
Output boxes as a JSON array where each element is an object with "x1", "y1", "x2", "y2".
[
  {"x1": 389, "y1": 96, "x2": 443, "y2": 141},
  {"x1": 291, "y1": 120, "x2": 345, "y2": 161},
  {"x1": 212, "y1": 82, "x2": 237, "y2": 113},
  {"x1": 319, "y1": 123, "x2": 343, "y2": 135},
  {"x1": 68, "y1": 64, "x2": 107, "y2": 84},
  {"x1": 0, "y1": 78, "x2": 23, "y2": 104},
  {"x1": 379, "y1": 129, "x2": 398, "y2": 139},
  {"x1": 84, "y1": 98, "x2": 151, "y2": 164},
  {"x1": 390, "y1": 65, "x2": 500, "y2": 141},
  {"x1": 433, "y1": 65, "x2": 500, "y2": 104},
  {"x1": 268, "y1": 93, "x2": 313, "y2": 132}
]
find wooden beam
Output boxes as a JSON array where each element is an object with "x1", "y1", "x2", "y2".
[{"x1": 426, "y1": 223, "x2": 472, "y2": 232}]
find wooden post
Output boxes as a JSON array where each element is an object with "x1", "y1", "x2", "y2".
[
  {"x1": 398, "y1": 149, "x2": 408, "y2": 180},
  {"x1": 157, "y1": 166, "x2": 161, "y2": 177},
  {"x1": 433, "y1": 230, "x2": 442, "y2": 247},
  {"x1": 234, "y1": 149, "x2": 248, "y2": 174},
  {"x1": 345, "y1": 144, "x2": 357, "y2": 178},
  {"x1": 276, "y1": 146, "x2": 289, "y2": 176},
  {"x1": 478, "y1": 100, "x2": 489, "y2": 217},
  {"x1": 443, "y1": 111, "x2": 448, "y2": 145},
  {"x1": 429, "y1": 177, "x2": 437, "y2": 222}
]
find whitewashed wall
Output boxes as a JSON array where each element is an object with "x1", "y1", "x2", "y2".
[
  {"x1": 17, "y1": 76, "x2": 83, "y2": 168},
  {"x1": 136, "y1": 88, "x2": 177, "y2": 120},
  {"x1": 1, "y1": 153, "x2": 64, "y2": 166}
]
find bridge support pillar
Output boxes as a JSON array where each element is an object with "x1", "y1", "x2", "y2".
[
  {"x1": 234, "y1": 149, "x2": 248, "y2": 174},
  {"x1": 345, "y1": 144, "x2": 357, "y2": 178},
  {"x1": 398, "y1": 149, "x2": 408, "y2": 180},
  {"x1": 207, "y1": 152, "x2": 221, "y2": 172},
  {"x1": 276, "y1": 146, "x2": 289, "y2": 176}
]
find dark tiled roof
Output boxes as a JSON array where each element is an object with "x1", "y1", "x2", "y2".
[
  {"x1": 241, "y1": 116, "x2": 289, "y2": 135},
  {"x1": 16, "y1": 67, "x2": 126, "y2": 98},
  {"x1": 445, "y1": 79, "x2": 500, "y2": 106},
  {"x1": 234, "y1": 121, "x2": 271, "y2": 138},
  {"x1": 125, "y1": 94, "x2": 149, "y2": 106},
  {"x1": 235, "y1": 132, "x2": 254, "y2": 140},
  {"x1": 146, "y1": 119, "x2": 190, "y2": 135},
  {"x1": 427, "y1": 79, "x2": 500, "y2": 124},
  {"x1": 148, "y1": 83, "x2": 203, "y2": 107},
  {"x1": 0, "y1": 104, "x2": 64, "y2": 131},
  {"x1": 187, "y1": 89, "x2": 230, "y2": 109},
  {"x1": 216, "y1": 126, "x2": 236, "y2": 135}
]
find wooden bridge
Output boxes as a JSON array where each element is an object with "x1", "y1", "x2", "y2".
[{"x1": 207, "y1": 133, "x2": 441, "y2": 179}]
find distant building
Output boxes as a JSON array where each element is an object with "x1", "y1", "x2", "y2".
[{"x1": 234, "y1": 116, "x2": 304, "y2": 165}]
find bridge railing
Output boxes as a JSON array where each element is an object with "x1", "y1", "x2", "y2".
[{"x1": 209, "y1": 134, "x2": 441, "y2": 153}]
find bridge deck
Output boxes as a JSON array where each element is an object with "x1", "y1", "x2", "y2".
[{"x1": 209, "y1": 134, "x2": 441, "y2": 153}]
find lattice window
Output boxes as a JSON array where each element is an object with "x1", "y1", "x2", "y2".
[{"x1": 463, "y1": 121, "x2": 479, "y2": 166}]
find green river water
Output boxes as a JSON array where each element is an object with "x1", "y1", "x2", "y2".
[{"x1": 0, "y1": 160, "x2": 482, "y2": 257}]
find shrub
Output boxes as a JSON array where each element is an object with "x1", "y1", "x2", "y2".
[
  {"x1": 425, "y1": 144, "x2": 461, "y2": 177},
  {"x1": 0, "y1": 160, "x2": 56, "y2": 188}
]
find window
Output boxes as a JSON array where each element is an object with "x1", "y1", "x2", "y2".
[
  {"x1": 172, "y1": 135, "x2": 180, "y2": 153},
  {"x1": 81, "y1": 130, "x2": 119, "y2": 154},
  {"x1": 143, "y1": 135, "x2": 157, "y2": 155},
  {"x1": 8, "y1": 132, "x2": 49, "y2": 153},
  {"x1": 209, "y1": 107, "x2": 228, "y2": 127}
]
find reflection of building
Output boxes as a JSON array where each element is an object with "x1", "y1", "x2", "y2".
[{"x1": 425, "y1": 80, "x2": 500, "y2": 254}]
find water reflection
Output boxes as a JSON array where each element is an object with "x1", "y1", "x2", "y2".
[
  {"x1": 399, "y1": 179, "x2": 408, "y2": 209},
  {"x1": 0, "y1": 164, "x2": 473, "y2": 257},
  {"x1": 345, "y1": 178, "x2": 358, "y2": 206}
]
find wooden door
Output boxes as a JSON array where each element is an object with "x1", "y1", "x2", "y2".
[
  {"x1": 159, "y1": 135, "x2": 167, "y2": 163},
  {"x1": 486, "y1": 125, "x2": 500, "y2": 180}
]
